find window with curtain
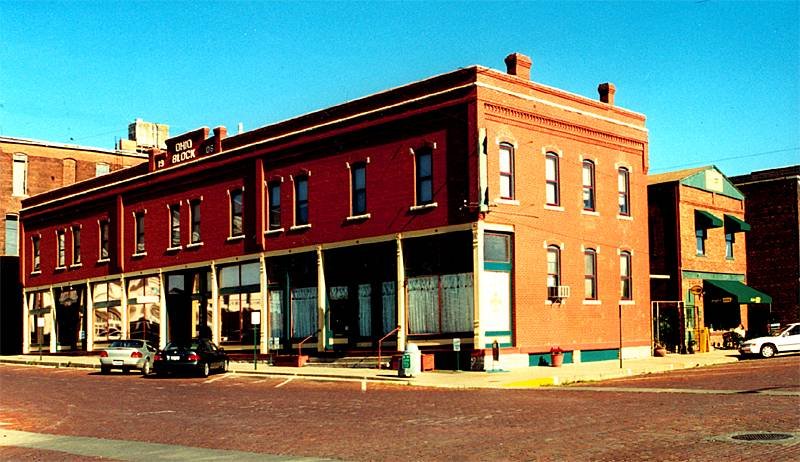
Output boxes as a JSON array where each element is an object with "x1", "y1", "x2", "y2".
[
  {"x1": 582, "y1": 160, "x2": 595, "y2": 211},
  {"x1": 291, "y1": 287, "x2": 317, "y2": 337},
  {"x1": 545, "y1": 153, "x2": 560, "y2": 206},
  {"x1": 56, "y1": 230, "x2": 66, "y2": 268},
  {"x1": 230, "y1": 189, "x2": 244, "y2": 236},
  {"x1": 134, "y1": 212, "x2": 145, "y2": 254},
  {"x1": 499, "y1": 143, "x2": 514, "y2": 199},
  {"x1": 32, "y1": 235, "x2": 40, "y2": 272},
  {"x1": 407, "y1": 273, "x2": 473, "y2": 334},
  {"x1": 381, "y1": 281, "x2": 396, "y2": 335}
]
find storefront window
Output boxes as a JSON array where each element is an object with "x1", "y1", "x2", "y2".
[
  {"x1": 92, "y1": 281, "x2": 122, "y2": 343},
  {"x1": 127, "y1": 276, "x2": 161, "y2": 344},
  {"x1": 219, "y1": 261, "x2": 261, "y2": 347},
  {"x1": 28, "y1": 291, "x2": 53, "y2": 348}
]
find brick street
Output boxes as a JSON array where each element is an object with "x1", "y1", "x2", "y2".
[{"x1": 1, "y1": 356, "x2": 798, "y2": 461}]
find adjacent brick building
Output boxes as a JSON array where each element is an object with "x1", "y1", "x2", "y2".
[
  {"x1": 648, "y1": 166, "x2": 771, "y2": 352},
  {"x1": 19, "y1": 52, "x2": 651, "y2": 369},
  {"x1": 731, "y1": 165, "x2": 800, "y2": 327}
]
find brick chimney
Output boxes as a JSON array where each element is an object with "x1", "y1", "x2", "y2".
[
  {"x1": 598, "y1": 82, "x2": 616, "y2": 105},
  {"x1": 504, "y1": 52, "x2": 532, "y2": 80}
]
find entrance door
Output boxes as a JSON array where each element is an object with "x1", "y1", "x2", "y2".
[
  {"x1": 165, "y1": 270, "x2": 210, "y2": 344},
  {"x1": 328, "y1": 286, "x2": 356, "y2": 348}
]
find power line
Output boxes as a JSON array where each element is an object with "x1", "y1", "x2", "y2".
[{"x1": 650, "y1": 147, "x2": 800, "y2": 173}]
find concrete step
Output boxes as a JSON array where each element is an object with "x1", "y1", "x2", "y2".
[{"x1": 306, "y1": 356, "x2": 391, "y2": 369}]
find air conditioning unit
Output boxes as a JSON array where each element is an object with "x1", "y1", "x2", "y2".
[{"x1": 548, "y1": 285, "x2": 571, "y2": 301}]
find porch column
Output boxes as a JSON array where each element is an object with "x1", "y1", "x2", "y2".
[
  {"x1": 260, "y1": 255, "x2": 269, "y2": 353},
  {"x1": 472, "y1": 222, "x2": 484, "y2": 351},
  {"x1": 396, "y1": 234, "x2": 406, "y2": 351},
  {"x1": 158, "y1": 270, "x2": 167, "y2": 349},
  {"x1": 22, "y1": 291, "x2": 30, "y2": 354},
  {"x1": 210, "y1": 261, "x2": 219, "y2": 346},
  {"x1": 316, "y1": 246, "x2": 327, "y2": 352},
  {"x1": 83, "y1": 282, "x2": 92, "y2": 352},
  {"x1": 120, "y1": 276, "x2": 128, "y2": 339}
]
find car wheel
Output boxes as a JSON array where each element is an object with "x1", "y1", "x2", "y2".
[
  {"x1": 760, "y1": 344, "x2": 777, "y2": 358},
  {"x1": 202, "y1": 362, "x2": 210, "y2": 377},
  {"x1": 142, "y1": 361, "x2": 151, "y2": 376},
  {"x1": 100, "y1": 365, "x2": 110, "y2": 374}
]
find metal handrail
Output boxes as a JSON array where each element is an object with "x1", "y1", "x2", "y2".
[
  {"x1": 377, "y1": 326, "x2": 401, "y2": 369},
  {"x1": 297, "y1": 330, "x2": 319, "y2": 357}
]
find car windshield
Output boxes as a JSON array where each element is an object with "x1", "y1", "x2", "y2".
[
  {"x1": 164, "y1": 340, "x2": 203, "y2": 351},
  {"x1": 109, "y1": 340, "x2": 143, "y2": 348}
]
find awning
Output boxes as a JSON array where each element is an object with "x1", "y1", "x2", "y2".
[
  {"x1": 724, "y1": 214, "x2": 751, "y2": 233},
  {"x1": 695, "y1": 209, "x2": 723, "y2": 229},
  {"x1": 705, "y1": 280, "x2": 772, "y2": 304}
]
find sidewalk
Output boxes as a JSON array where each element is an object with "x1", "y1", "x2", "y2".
[{"x1": 0, "y1": 350, "x2": 741, "y2": 389}]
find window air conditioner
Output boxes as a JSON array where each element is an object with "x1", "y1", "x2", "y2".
[{"x1": 548, "y1": 285, "x2": 571, "y2": 300}]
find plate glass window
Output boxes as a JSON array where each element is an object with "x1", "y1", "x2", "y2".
[
  {"x1": 351, "y1": 162, "x2": 367, "y2": 215},
  {"x1": 135, "y1": 212, "x2": 145, "y2": 254},
  {"x1": 190, "y1": 199, "x2": 201, "y2": 243},
  {"x1": 499, "y1": 143, "x2": 514, "y2": 199},
  {"x1": 295, "y1": 176, "x2": 309, "y2": 225},
  {"x1": 268, "y1": 182, "x2": 281, "y2": 230},
  {"x1": 584, "y1": 249, "x2": 597, "y2": 299},
  {"x1": 170, "y1": 204, "x2": 181, "y2": 248},
  {"x1": 230, "y1": 189, "x2": 243, "y2": 236},
  {"x1": 582, "y1": 160, "x2": 595, "y2": 211},
  {"x1": 415, "y1": 148, "x2": 433, "y2": 205},
  {"x1": 618, "y1": 167, "x2": 630, "y2": 216},
  {"x1": 620, "y1": 251, "x2": 632, "y2": 300},
  {"x1": 545, "y1": 153, "x2": 560, "y2": 206}
]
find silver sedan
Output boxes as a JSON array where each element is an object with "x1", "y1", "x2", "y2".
[{"x1": 99, "y1": 340, "x2": 157, "y2": 375}]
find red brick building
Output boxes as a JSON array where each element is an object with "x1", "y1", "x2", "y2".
[
  {"x1": 731, "y1": 166, "x2": 800, "y2": 327},
  {"x1": 19, "y1": 52, "x2": 651, "y2": 369},
  {"x1": 648, "y1": 166, "x2": 771, "y2": 352}
]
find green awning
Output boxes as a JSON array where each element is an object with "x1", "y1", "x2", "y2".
[
  {"x1": 705, "y1": 279, "x2": 772, "y2": 304},
  {"x1": 724, "y1": 214, "x2": 751, "y2": 233},
  {"x1": 695, "y1": 209, "x2": 723, "y2": 229}
]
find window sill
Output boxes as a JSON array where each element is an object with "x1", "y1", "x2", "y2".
[
  {"x1": 544, "y1": 204, "x2": 564, "y2": 212},
  {"x1": 226, "y1": 235, "x2": 245, "y2": 242},
  {"x1": 54, "y1": 266, "x2": 67, "y2": 271},
  {"x1": 494, "y1": 198, "x2": 520, "y2": 206},
  {"x1": 166, "y1": 246, "x2": 182, "y2": 252},
  {"x1": 265, "y1": 228, "x2": 284, "y2": 236},
  {"x1": 582, "y1": 299, "x2": 602, "y2": 305},
  {"x1": 409, "y1": 202, "x2": 438, "y2": 212},
  {"x1": 30, "y1": 270, "x2": 41, "y2": 276},
  {"x1": 581, "y1": 210, "x2": 599, "y2": 216},
  {"x1": 617, "y1": 214, "x2": 633, "y2": 221},
  {"x1": 186, "y1": 242, "x2": 204, "y2": 248},
  {"x1": 69, "y1": 263, "x2": 82, "y2": 269},
  {"x1": 620, "y1": 300, "x2": 636, "y2": 305},
  {"x1": 97, "y1": 258, "x2": 110, "y2": 264},
  {"x1": 290, "y1": 224, "x2": 312, "y2": 232},
  {"x1": 346, "y1": 213, "x2": 371, "y2": 222},
  {"x1": 132, "y1": 252, "x2": 148, "y2": 258}
]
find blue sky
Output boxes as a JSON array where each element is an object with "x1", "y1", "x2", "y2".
[{"x1": 1, "y1": 1, "x2": 797, "y2": 176}]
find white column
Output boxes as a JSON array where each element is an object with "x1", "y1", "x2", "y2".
[
  {"x1": 396, "y1": 234, "x2": 406, "y2": 351},
  {"x1": 22, "y1": 291, "x2": 30, "y2": 354},
  {"x1": 260, "y1": 255, "x2": 269, "y2": 353},
  {"x1": 120, "y1": 276, "x2": 128, "y2": 339},
  {"x1": 84, "y1": 282, "x2": 93, "y2": 352},
  {"x1": 210, "y1": 261, "x2": 219, "y2": 346},
  {"x1": 316, "y1": 246, "x2": 326, "y2": 352},
  {"x1": 472, "y1": 222, "x2": 484, "y2": 351},
  {"x1": 159, "y1": 270, "x2": 167, "y2": 349}
]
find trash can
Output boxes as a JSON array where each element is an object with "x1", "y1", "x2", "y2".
[{"x1": 398, "y1": 343, "x2": 421, "y2": 377}]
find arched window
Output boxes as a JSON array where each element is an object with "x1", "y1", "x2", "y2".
[
  {"x1": 584, "y1": 248, "x2": 597, "y2": 299},
  {"x1": 582, "y1": 160, "x2": 595, "y2": 211}
]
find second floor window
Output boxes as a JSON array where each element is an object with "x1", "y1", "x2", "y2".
[
  {"x1": 620, "y1": 251, "x2": 633, "y2": 300},
  {"x1": 268, "y1": 182, "x2": 281, "y2": 230},
  {"x1": 726, "y1": 232, "x2": 735, "y2": 259},
  {"x1": 190, "y1": 199, "x2": 201, "y2": 244},
  {"x1": 170, "y1": 204, "x2": 181, "y2": 248},
  {"x1": 546, "y1": 245, "x2": 561, "y2": 291},
  {"x1": 415, "y1": 147, "x2": 433, "y2": 205},
  {"x1": 72, "y1": 226, "x2": 81, "y2": 265},
  {"x1": 582, "y1": 160, "x2": 595, "y2": 211},
  {"x1": 499, "y1": 143, "x2": 514, "y2": 199},
  {"x1": 351, "y1": 162, "x2": 367, "y2": 215},
  {"x1": 545, "y1": 153, "x2": 560, "y2": 206},
  {"x1": 99, "y1": 220, "x2": 110, "y2": 260},
  {"x1": 32, "y1": 236, "x2": 40, "y2": 272},
  {"x1": 618, "y1": 167, "x2": 630, "y2": 216},
  {"x1": 135, "y1": 212, "x2": 145, "y2": 254},
  {"x1": 696, "y1": 228, "x2": 707, "y2": 256},
  {"x1": 584, "y1": 249, "x2": 597, "y2": 299},
  {"x1": 56, "y1": 231, "x2": 66, "y2": 268},
  {"x1": 4, "y1": 214, "x2": 19, "y2": 256},
  {"x1": 230, "y1": 189, "x2": 244, "y2": 236},
  {"x1": 294, "y1": 176, "x2": 309, "y2": 225},
  {"x1": 13, "y1": 153, "x2": 28, "y2": 196}
]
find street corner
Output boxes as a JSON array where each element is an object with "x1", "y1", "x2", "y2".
[{"x1": 501, "y1": 377, "x2": 557, "y2": 388}]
